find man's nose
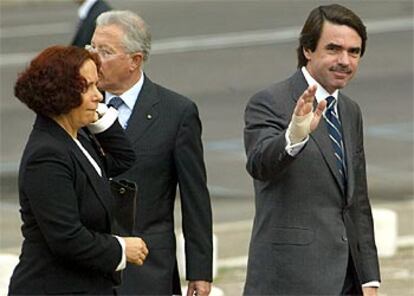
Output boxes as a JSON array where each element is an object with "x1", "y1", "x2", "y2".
[{"x1": 338, "y1": 51, "x2": 350, "y2": 65}]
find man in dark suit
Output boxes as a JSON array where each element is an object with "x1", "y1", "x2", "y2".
[
  {"x1": 90, "y1": 10, "x2": 213, "y2": 296},
  {"x1": 243, "y1": 4, "x2": 380, "y2": 295},
  {"x1": 71, "y1": 0, "x2": 111, "y2": 48}
]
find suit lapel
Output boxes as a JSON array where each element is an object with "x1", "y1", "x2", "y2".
[
  {"x1": 337, "y1": 94, "x2": 355, "y2": 204},
  {"x1": 35, "y1": 116, "x2": 112, "y2": 228},
  {"x1": 126, "y1": 75, "x2": 160, "y2": 143},
  {"x1": 290, "y1": 70, "x2": 308, "y2": 104},
  {"x1": 70, "y1": 144, "x2": 113, "y2": 228},
  {"x1": 290, "y1": 71, "x2": 346, "y2": 195}
]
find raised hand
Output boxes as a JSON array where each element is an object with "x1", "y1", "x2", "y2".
[
  {"x1": 288, "y1": 85, "x2": 327, "y2": 143},
  {"x1": 293, "y1": 84, "x2": 326, "y2": 132}
]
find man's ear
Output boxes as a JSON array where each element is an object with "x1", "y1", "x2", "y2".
[
  {"x1": 130, "y1": 52, "x2": 144, "y2": 71},
  {"x1": 303, "y1": 47, "x2": 312, "y2": 61}
]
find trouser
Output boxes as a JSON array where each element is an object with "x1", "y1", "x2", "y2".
[{"x1": 341, "y1": 253, "x2": 363, "y2": 296}]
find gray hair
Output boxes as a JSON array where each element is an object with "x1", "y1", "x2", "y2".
[{"x1": 96, "y1": 10, "x2": 152, "y2": 61}]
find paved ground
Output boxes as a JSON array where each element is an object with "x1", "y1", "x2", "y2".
[
  {"x1": 2, "y1": 196, "x2": 413, "y2": 295},
  {"x1": 214, "y1": 247, "x2": 414, "y2": 296}
]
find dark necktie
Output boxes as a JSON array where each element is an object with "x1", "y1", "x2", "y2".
[
  {"x1": 325, "y1": 96, "x2": 346, "y2": 185},
  {"x1": 108, "y1": 96, "x2": 124, "y2": 110}
]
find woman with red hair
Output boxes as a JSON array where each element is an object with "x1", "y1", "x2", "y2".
[{"x1": 8, "y1": 45, "x2": 148, "y2": 295}]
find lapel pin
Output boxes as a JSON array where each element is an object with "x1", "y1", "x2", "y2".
[{"x1": 146, "y1": 114, "x2": 152, "y2": 120}]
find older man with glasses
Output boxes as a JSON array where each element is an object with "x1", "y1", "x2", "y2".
[{"x1": 90, "y1": 10, "x2": 213, "y2": 296}]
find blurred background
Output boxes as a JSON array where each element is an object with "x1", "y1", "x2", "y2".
[{"x1": 1, "y1": 0, "x2": 413, "y2": 295}]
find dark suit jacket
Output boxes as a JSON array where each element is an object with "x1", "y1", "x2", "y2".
[
  {"x1": 71, "y1": 0, "x2": 111, "y2": 48},
  {"x1": 115, "y1": 76, "x2": 213, "y2": 295},
  {"x1": 243, "y1": 70, "x2": 380, "y2": 295},
  {"x1": 8, "y1": 115, "x2": 135, "y2": 295}
]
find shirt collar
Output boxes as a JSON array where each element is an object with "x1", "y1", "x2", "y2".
[
  {"x1": 301, "y1": 66, "x2": 339, "y2": 104},
  {"x1": 78, "y1": 0, "x2": 98, "y2": 19},
  {"x1": 105, "y1": 71, "x2": 145, "y2": 110}
]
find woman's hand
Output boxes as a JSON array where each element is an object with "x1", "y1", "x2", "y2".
[{"x1": 123, "y1": 237, "x2": 149, "y2": 265}]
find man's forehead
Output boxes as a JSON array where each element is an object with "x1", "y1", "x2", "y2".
[
  {"x1": 320, "y1": 22, "x2": 362, "y2": 45},
  {"x1": 92, "y1": 27, "x2": 123, "y2": 45},
  {"x1": 95, "y1": 24, "x2": 123, "y2": 35}
]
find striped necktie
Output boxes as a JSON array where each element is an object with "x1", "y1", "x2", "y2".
[
  {"x1": 325, "y1": 96, "x2": 346, "y2": 185},
  {"x1": 108, "y1": 96, "x2": 124, "y2": 110}
]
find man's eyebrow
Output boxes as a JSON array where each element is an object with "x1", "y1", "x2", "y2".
[
  {"x1": 326, "y1": 43, "x2": 342, "y2": 48},
  {"x1": 326, "y1": 43, "x2": 361, "y2": 52},
  {"x1": 349, "y1": 47, "x2": 361, "y2": 52}
]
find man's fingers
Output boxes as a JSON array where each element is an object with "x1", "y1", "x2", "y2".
[
  {"x1": 294, "y1": 98, "x2": 305, "y2": 115},
  {"x1": 186, "y1": 286, "x2": 195, "y2": 296},
  {"x1": 302, "y1": 102, "x2": 313, "y2": 115},
  {"x1": 314, "y1": 100, "x2": 327, "y2": 118},
  {"x1": 295, "y1": 85, "x2": 317, "y2": 116},
  {"x1": 308, "y1": 84, "x2": 317, "y2": 96},
  {"x1": 309, "y1": 100, "x2": 327, "y2": 131},
  {"x1": 187, "y1": 281, "x2": 211, "y2": 296},
  {"x1": 301, "y1": 84, "x2": 317, "y2": 102}
]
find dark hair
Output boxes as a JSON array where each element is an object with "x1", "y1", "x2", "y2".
[
  {"x1": 297, "y1": 4, "x2": 367, "y2": 68},
  {"x1": 14, "y1": 45, "x2": 101, "y2": 117}
]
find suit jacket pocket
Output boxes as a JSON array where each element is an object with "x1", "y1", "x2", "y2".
[{"x1": 269, "y1": 227, "x2": 314, "y2": 245}]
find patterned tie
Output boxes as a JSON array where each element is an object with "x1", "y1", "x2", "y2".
[
  {"x1": 325, "y1": 96, "x2": 346, "y2": 185},
  {"x1": 108, "y1": 96, "x2": 124, "y2": 110}
]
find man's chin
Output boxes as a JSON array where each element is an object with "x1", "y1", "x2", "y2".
[
  {"x1": 336, "y1": 82, "x2": 349, "y2": 90},
  {"x1": 331, "y1": 79, "x2": 350, "y2": 90}
]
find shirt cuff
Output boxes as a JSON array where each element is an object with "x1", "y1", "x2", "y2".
[
  {"x1": 87, "y1": 107, "x2": 119, "y2": 134},
  {"x1": 362, "y1": 281, "x2": 380, "y2": 288},
  {"x1": 285, "y1": 131, "x2": 308, "y2": 156},
  {"x1": 114, "y1": 235, "x2": 126, "y2": 271}
]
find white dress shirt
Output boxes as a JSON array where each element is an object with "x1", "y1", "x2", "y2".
[{"x1": 105, "y1": 72, "x2": 145, "y2": 129}]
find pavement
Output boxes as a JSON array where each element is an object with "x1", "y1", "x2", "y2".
[
  {"x1": 214, "y1": 247, "x2": 414, "y2": 296},
  {"x1": 1, "y1": 191, "x2": 413, "y2": 295}
]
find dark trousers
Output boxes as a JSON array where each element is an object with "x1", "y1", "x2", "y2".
[{"x1": 341, "y1": 254, "x2": 362, "y2": 296}]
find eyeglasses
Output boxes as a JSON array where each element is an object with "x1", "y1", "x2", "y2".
[{"x1": 85, "y1": 44, "x2": 126, "y2": 60}]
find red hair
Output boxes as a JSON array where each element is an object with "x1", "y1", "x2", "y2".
[{"x1": 14, "y1": 45, "x2": 101, "y2": 117}]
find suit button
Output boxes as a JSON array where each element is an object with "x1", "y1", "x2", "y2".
[
  {"x1": 342, "y1": 235, "x2": 348, "y2": 242},
  {"x1": 119, "y1": 187, "x2": 126, "y2": 195}
]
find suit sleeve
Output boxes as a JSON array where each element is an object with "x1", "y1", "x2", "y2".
[
  {"x1": 352, "y1": 106, "x2": 381, "y2": 283},
  {"x1": 94, "y1": 120, "x2": 136, "y2": 177},
  {"x1": 22, "y1": 146, "x2": 122, "y2": 274},
  {"x1": 244, "y1": 90, "x2": 296, "y2": 181},
  {"x1": 174, "y1": 102, "x2": 213, "y2": 282}
]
